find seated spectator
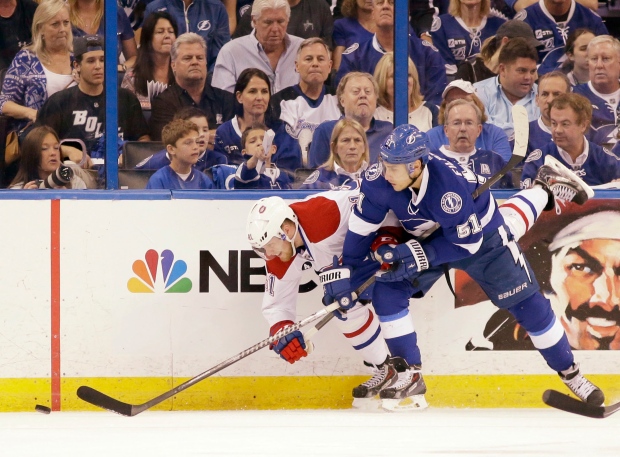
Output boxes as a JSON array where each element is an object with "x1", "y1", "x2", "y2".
[
  {"x1": 474, "y1": 37, "x2": 539, "y2": 140},
  {"x1": 36, "y1": 35, "x2": 149, "y2": 167},
  {"x1": 234, "y1": 123, "x2": 292, "y2": 189},
  {"x1": 233, "y1": 0, "x2": 334, "y2": 51},
  {"x1": 573, "y1": 35, "x2": 620, "y2": 147},
  {"x1": 300, "y1": 118, "x2": 368, "y2": 190},
  {"x1": 143, "y1": 0, "x2": 230, "y2": 72},
  {"x1": 308, "y1": 72, "x2": 392, "y2": 167},
  {"x1": 373, "y1": 52, "x2": 438, "y2": 131},
  {"x1": 69, "y1": 0, "x2": 137, "y2": 69},
  {"x1": 146, "y1": 119, "x2": 214, "y2": 189},
  {"x1": 214, "y1": 67, "x2": 301, "y2": 172},
  {"x1": 332, "y1": 0, "x2": 376, "y2": 70},
  {"x1": 135, "y1": 107, "x2": 227, "y2": 171},
  {"x1": 121, "y1": 11, "x2": 178, "y2": 111},
  {"x1": 270, "y1": 38, "x2": 340, "y2": 166},
  {"x1": 435, "y1": 98, "x2": 513, "y2": 188},
  {"x1": 336, "y1": 0, "x2": 447, "y2": 105},
  {"x1": 426, "y1": 79, "x2": 511, "y2": 161},
  {"x1": 537, "y1": 27, "x2": 594, "y2": 79},
  {"x1": 521, "y1": 93, "x2": 620, "y2": 188},
  {"x1": 149, "y1": 33, "x2": 235, "y2": 142},
  {"x1": 430, "y1": 0, "x2": 506, "y2": 75},
  {"x1": 454, "y1": 20, "x2": 541, "y2": 84},
  {"x1": 212, "y1": 0, "x2": 305, "y2": 94},
  {"x1": 514, "y1": 0, "x2": 607, "y2": 66},
  {"x1": 528, "y1": 71, "x2": 571, "y2": 155},
  {"x1": 9, "y1": 126, "x2": 87, "y2": 189},
  {"x1": 0, "y1": 0, "x2": 74, "y2": 134},
  {"x1": 0, "y1": 0, "x2": 37, "y2": 70}
]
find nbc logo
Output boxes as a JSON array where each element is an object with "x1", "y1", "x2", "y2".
[{"x1": 127, "y1": 249, "x2": 193, "y2": 293}]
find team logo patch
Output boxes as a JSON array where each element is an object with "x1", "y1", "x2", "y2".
[
  {"x1": 198, "y1": 20, "x2": 211, "y2": 31},
  {"x1": 514, "y1": 10, "x2": 526, "y2": 20},
  {"x1": 239, "y1": 4, "x2": 251, "y2": 16},
  {"x1": 431, "y1": 16, "x2": 441, "y2": 32},
  {"x1": 343, "y1": 43, "x2": 359, "y2": 55},
  {"x1": 303, "y1": 170, "x2": 320, "y2": 185},
  {"x1": 365, "y1": 162, "x2": 382, "y2": 181},
  {"x1": 421, "y1": 40, "x2": 439, "y2": 52},
  {"x1": 440, "y1": 192, "x2": 462, "y2": 214},
  {"x1": 526, "y1": 149, "x2": 542, "y2": 163}
]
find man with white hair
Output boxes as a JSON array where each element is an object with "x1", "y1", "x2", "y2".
[
  {"x1": 212, "y1": 0, "x2": 304, "y2": 94},
  {"x1": 547, "y1": 211, "x2": 620, "y2": 350},
  {"x1": 573, "y1": 35, "x2": 620, "y2": 147}
]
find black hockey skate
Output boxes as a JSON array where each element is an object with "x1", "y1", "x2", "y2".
[
  {"x1": 559, "y1": 362, "x2": 605, "y2": 406},
  {"x1": 352, "y1": 356, "x2": 397, "y2": 409},
  {"x1": 379, "y1": 357, "x2": 428, "y2": 411},
  {"x1": 534, "y1": 156, "x2": 594, "y2": 213}
]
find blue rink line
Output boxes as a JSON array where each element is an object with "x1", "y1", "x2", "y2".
[{"x1": 0, "y1": 189, "x2": 617, "y2": 201}]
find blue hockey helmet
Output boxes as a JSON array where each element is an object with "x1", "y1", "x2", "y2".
[{"x1": 379, "y1": 124, "x2": 430, "y2": 173}]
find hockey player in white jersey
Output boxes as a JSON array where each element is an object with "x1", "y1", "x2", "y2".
[{"x1": 321, "y1": 124, "x2": 604, "y2": 410}]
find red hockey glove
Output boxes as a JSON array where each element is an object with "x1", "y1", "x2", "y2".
[{"x1": 269, "y1": 320, "x2": 307, "y2": 364}]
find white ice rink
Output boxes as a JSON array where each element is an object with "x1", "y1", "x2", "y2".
[{"x1": 0, "y1": 407, "x2": 617, "y2": 457}]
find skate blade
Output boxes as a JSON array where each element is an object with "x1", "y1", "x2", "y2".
[
  {"x1": 381, "y1": 395, "x2": 429, "y2": 412},
  {"x1": 352, "y1": 396, "x2": 382, "y2": 410}
]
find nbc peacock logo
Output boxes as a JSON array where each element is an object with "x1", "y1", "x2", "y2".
[{"x1": 127, "y1": 249, "x2": 193, "y2": 293}]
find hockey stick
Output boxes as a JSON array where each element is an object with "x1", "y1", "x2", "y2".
[
  {"x1": 471, "y1": 104, "x2": 529, "y2": 199},
  {"x1": 77, "y1": 275, "x2": 376, "y2": 416},
  {"x1": 542, "y1": 389, "x2": 620, "y2": 419}
]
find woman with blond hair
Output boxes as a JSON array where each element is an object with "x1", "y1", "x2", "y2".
[
  {"x1": 372, "y1": 53, "x2": 438, "y2": 132},
  {"x1": 430, "y1": 0, "x2": 506, "y2": 75},
  {"x1": 0, "y1": 0, "x2": 74, "y2": 133},
  {"x1": 300, "y1": 118, "x2": 369, "y2": 190}
]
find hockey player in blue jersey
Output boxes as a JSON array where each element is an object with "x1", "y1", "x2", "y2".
[
  {"x1": 322, "y1": 124, "x2": 604, "y2": 409},
  {"x1": 522, "y1": 93, "x2": 620, "y2": 188},
  {"x1": 146, "y1": 119, "x2": 214, "y2": 189}
]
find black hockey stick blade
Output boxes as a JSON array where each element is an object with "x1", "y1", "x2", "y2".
[
  {"x1": 471, "y1": 105, "x2": 528, "y2": 199},
  {"x1": 77, "y1": 386, "x2": 138, "y2": 416},
  {"x1": 542, "y1": 389, "x2": 620, "y2": 419}
]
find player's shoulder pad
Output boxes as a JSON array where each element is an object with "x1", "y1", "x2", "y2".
[
  {"x1": 526, "y1": 149, "x2": 542, "y2": 163},
  {"x1": 363, "y1": 162, "x2": 383, "y2": 181},
  {"x1": 431, "y1": 16, "x2": 441, "y2": 32},
  {"x1": 304, "y1": 170, "x2": 320, "y2": 184},
  {"x1": 514, "y1": 10, "x2": 527, "y2": 21},
  {"x1": 343, "y1": 43, "x2": 359, "y2": 55}
]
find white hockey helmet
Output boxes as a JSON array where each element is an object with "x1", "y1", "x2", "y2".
[{"x1": 246, "y1": 196, "x2": 299, "y2": 259}]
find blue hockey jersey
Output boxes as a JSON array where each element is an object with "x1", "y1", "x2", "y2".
[
  {"x1": 434, "y1": 146, "x2": 513, "y2": 189},
  {"x1": 573, "y1": 83, "x2": 619, "y2": 146},
  {"x1": 146, "y1": 166, "x2": 215, "y2": 189},
  {"x1": 426, "y1": 122, "x2": 511, "y2": 162},
  {"x1": 299, "y1": 163, "x2": 366, "y2": 190}
]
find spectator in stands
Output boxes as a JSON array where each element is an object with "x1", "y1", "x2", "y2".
[
  {"x1": 430, "y1": 0, "x2": 506, "y2": 76},
  {"x1": 69, "y1": 0, "x2": 137, "y2": 69},
  {"x1": 573, "y1": 35, "x2": 620, "y2": 148},
  {"x1": 521, "y1": 93, "x2": 620, "y2": 188},
  {"x1": 561, "y1": 28, "x2": 594, "y2": 86},
  {"x1": 9, "y1": 126, "x2": 88, "y2": 189},
  {"x1": 528, "y1": 71, "x2": 571, "y2": 155},
  {"x1": 474, "y1": 37, "x2": 539, "y2": 140},
  {"x1": 332, "y1": 0, "x2": 376, "y2": 70},
  {"x1": 212, "y1": 0, "x2": 305, "y2": 94},
  {"x1": 454, "y1": 20, "x2": 541, "y2": 84},
  {"x1": 0, "y1": 0, "x2": 74, "y2": 134},
  {"x1": 308, "y1": 72, "x2": 392, "y2": 167},
  {"x1": 143, "y1": 0, "x2": 230, "y2": 72},
  {"x1": 149, "y1": 33, "x2": 235, "y2": 142},
  {"x1": 146, "y1": 118, "x2": 214, "y2": 189},
  {"x1": 121, "y1": 11, "x2": 178, "y2": 111},
  {"x1": 270, "y1": 38, "x2": 340, "y2": 167},
  {"x1": 135, "y1": 107, "x2": 227, "y2": 171},
  {"x1": 300, "y1": 118, "x2": 369, "y2": 189},
  {"x1": 234, "y1": 123, "x2": 292, "y2": 189},
  {"x1": 373, "y1": 52, "x2": 438, "y2": 131},
  {"x1": 435, "y1": 98, "x2": 513, "y2": 188},
  {"x1": 426, "y1": 79, "x2": 511, "y2": 161},
  {"x1": 514, "y1": 0, "x2": 607, "y2": 66},
  {"x1": 0, "y1": 0, "x2": 37, "y2": 70},
  {"x1": 36, "y1": 35, "x2": 149, "y2": 166},
  {"x1": 512, "y1": 0, "x2": 599, "y2": 13},
  {"x1": 232, "y1": 0, "x2": 334, "y2": 51},
  {"x1": 336, "y1": 0, "x2": 447, "y2": 105}
]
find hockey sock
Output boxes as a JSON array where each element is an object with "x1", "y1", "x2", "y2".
[
  {"x1": 335, "y1": 305, "x2": 388, "y2": 365},
  {"x1": 499, "y1": 188, "x2": 548, "y2": 241},
  {"x1": 378, "y1": 309, "x2": 422, "y2": 366},
  {"x1": 508, "y1": 292, "x2": 574, "y2": 372}
]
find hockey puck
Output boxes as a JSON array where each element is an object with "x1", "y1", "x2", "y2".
[{"x1": 35, "y1": 404, "x2": 51, "y2": 414}]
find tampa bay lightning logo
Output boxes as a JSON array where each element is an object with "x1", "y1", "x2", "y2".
[
  {"x1": 198, "y1": 20, "x2": 211, "y2": 31},
  {"x1": 441, "y1": 192, "x2": 462, "y2": 214},
  {"x1": 526, "y1": 149, "x2": 542, "y2": 163},
  {"x1": 406, "y1": 133, "x2": 417, "y2": 144},
  {"x1": 365, "y1": 162, "x2": 382, "y2": 181}
]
